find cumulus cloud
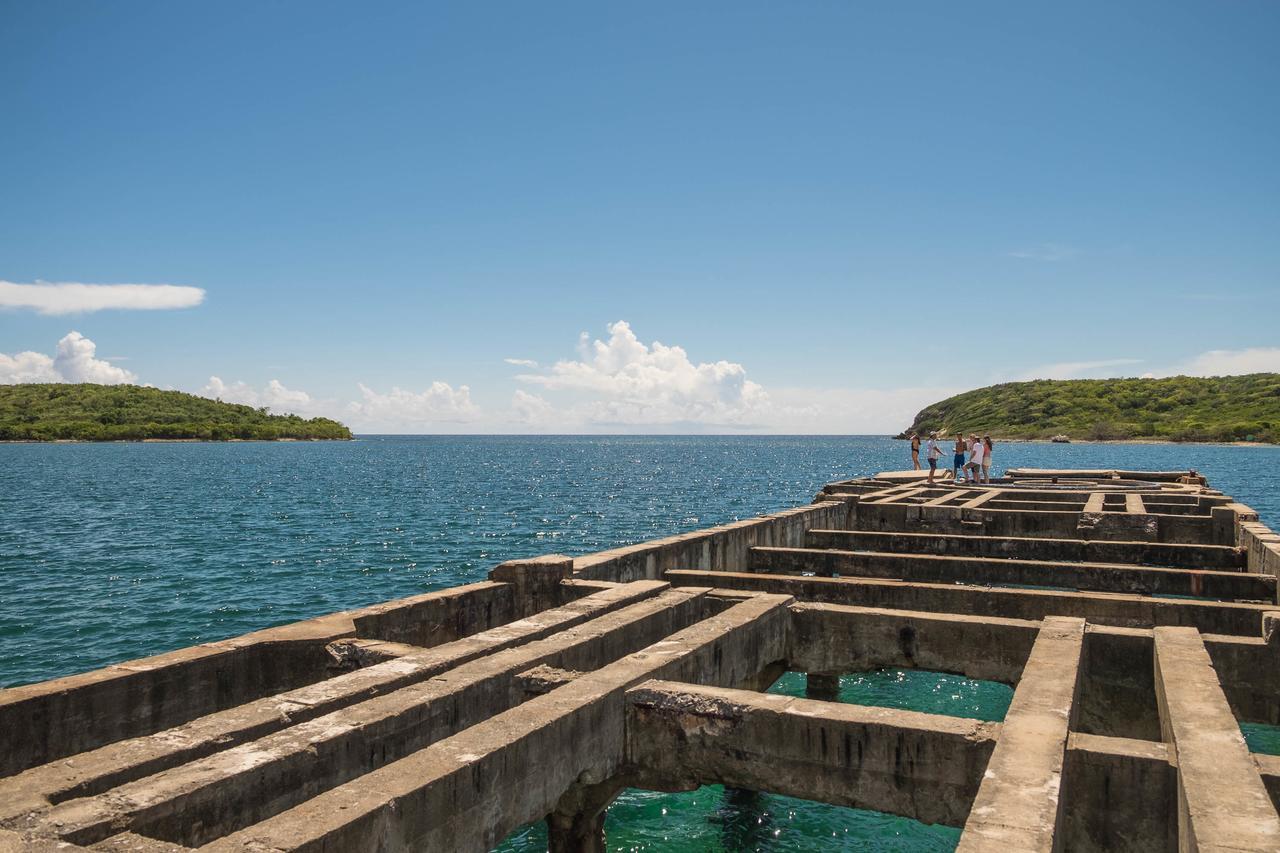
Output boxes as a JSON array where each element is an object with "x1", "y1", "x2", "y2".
[
  {"x1": 0, "y1": 350, "x2": 59, "y2": 383},
  {"x1": 346, "y1": 381, "x2": 480, "y2": 428},
  {"x1": 0, "y1": 331, "x2": 136, "y2": 384},
  {"x1": 53, "y1": 331, "x2": 137, "y2": 383},
  {"x1": 0, "y1": 281, "x2": 206, "y2": 315},
  {"x1": 504, "y1": 358, "x2": 538, "y2": 368},
  {"x1": 516, "y1": 321, "x2": 772, "y2": 426},
  {"x1": 202, "y1": 376, "x2": 317, "y2": 414},
  {"x1": 511, "y1": 389, "x2": 557, "y2": 427}
]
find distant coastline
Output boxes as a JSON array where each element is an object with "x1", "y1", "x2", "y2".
[{"x1": 0, "y1": 383, "x2": 352, "y2": 442}]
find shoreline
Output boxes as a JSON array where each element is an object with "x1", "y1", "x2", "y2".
[
  {"x1": 896, "y1": 436, "x2": 1275, "y2": 447},
  {"x1": 0, "y1": 437, "x2": 351, "y2": 444}
]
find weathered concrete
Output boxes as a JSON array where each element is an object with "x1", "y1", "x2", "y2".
[
  {"x1": 666, "y1": 569, "x2": 1273, "y2": 635},
  {"x1": 625, "y1": 680, "x2": 999, "y2": 826},
  {"x1": 200, "y1": 593, "x2": 793, "y2": 852},
  {"x1": 957, "y1": 616, "x2": 1084, "y2": 852},
  {"x1": 2, "y1": 467, "x2": 1278, "y2": 851},
  {"x1": 573, "y1": 500, "x2": 849, "y2": 582},
  {"x1": 805, "y1": 529, "x2": 1245, "y2": 570},
  {"x1": 1153, "y1": 626, "x2": 1280, "y2": 852},
  {"x1": 26, "y1": 587, "x2": 714, "y2": 847},
  {"x1": 749, "y1": 545, "x2": 1273, "y2": 600}
]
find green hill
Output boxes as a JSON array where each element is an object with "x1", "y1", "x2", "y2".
[
  {"x1": 0, "y1": 383, "x2": 352, "y2": 441},
  {"x1": 901, "y1": 374, "x2": 1280, "y2": 443}
]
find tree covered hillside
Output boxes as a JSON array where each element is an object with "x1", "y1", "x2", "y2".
[
  {"x1": 0, "y1": 384, "x2": 352, "y2": 441},
  {"x1": 902, "y1": 374, "x2": 1280, "y2": 443}
]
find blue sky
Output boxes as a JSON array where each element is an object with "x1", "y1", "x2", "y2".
[{"x1": 1, "y1": 1, "x2": 1277, "y2": 432}]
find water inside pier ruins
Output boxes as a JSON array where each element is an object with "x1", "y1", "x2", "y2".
[{"x1": 5, "y1": 466, "x2": 1280, "y2": 851}]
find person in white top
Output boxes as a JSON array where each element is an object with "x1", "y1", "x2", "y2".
[
  {"x1": 924, "y1": 432, "x2": 946, "y2": 484},
  {"x1": 965, "y1": 433, "x2": 985, "y2": 483}
]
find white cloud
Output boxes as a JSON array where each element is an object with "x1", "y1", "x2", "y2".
[
  {"x1": 346, "y1": 381, "x2": 480, "y2": 429},
  {"x1": 504, "y1": 358, "x2": 539, "y2": 368},
  {"x1": 1006, "y1": 243, "x2": 1078, "y2": 262},
  {"x1": 516, "y1": 320, "x2": 772, "y2": 426},
  {"x1": 511, "y1": 389, "x2": 557, "y2": 427},
  {"x1": 0, "y1": 350, "x2": 60, "y2": 383},
  {"x1": 1174, "y1": 347, "x2": 1280, "y2": 377},
  {"x1": 53, "y1": 331, "x2": 137, "y2": 383},
  {"x1": 765, "y1": 386, "x2": 953, "y2": 434},
  {"x1": 1011, "y1": 358, "x2": 1143, "y2": 381},
  {"x1": 202, "y1": 376, "x2": 317, "y2": 414},
  {"x1": 0, "y1": 331, "x2": 136, "y2": 385},
  {"x1": 0, "y1": 281, "x2": 205, "y2": 315}
]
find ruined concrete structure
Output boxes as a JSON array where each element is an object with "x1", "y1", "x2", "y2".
[{"x1": 4, "y1": 467, "x2": 1280, "y2": 851}]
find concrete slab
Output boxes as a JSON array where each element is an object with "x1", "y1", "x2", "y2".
[
  {"x1": 1153, "y1": 626, "x2": 1280, "y2": 852},
  {"x1": 957, "y1": 616, "x2": 1084, "y2": 852}
]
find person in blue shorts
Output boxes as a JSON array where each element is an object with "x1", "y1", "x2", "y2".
[{"x1": 952, "y1": 433, "x2": 967, "y2": 481}]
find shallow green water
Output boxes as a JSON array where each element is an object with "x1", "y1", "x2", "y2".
[
  {"x1": 495, "y1": 668, "x2": 1012, "y2": 852},
  {"x1": 1242, "y1": 721, "x2": 1280, "y2": 755}
]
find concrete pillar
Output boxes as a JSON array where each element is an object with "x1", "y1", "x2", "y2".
[
  {"x1": 1263, "y1": 611, "x2": 1280, "y2": 649},
  {"x1": 488, "y1": 554, "x2": 574, "y2": 618},
  {"x1": 806, "y1": 672, "x2": 841, "y2": 702},
  {"x1": 547, "y1": 809, "x2": 605, "y2": 853}
]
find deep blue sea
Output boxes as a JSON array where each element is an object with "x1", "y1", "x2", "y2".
[{"x1": 3, "y1": 435, "x2": 1278, "y2": 850}]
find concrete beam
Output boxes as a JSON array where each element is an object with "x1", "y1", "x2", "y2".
[
  {"x1": 624, "y1": 680, "x2": 999, "y2": 826},
  {"x1": 924, "y1": 489, "x2": 971, "y2": 507},
  {"x1": 748, "y1": 546, "x2": 1274, "y2": 601},
  {"x1": 788, "y1": 602, "x2": 1038, "y2": 685},
  {"x1": 199, "y1": 594, "x2": 794, "y2": 852},
  {"x1": 0, "y1": 579, "x2": 673, "y2": 823},
  {"x1": 804, "y1": 529, "x2": 1244, "y2": 570},
  {"x1": 1153, "y1": 626, "x2": 1280, "y2": 851},
  {"x1": 961, "y1": 490, "x2": 1000, "y2": 510},
  {"x1": 24, "y1": 586, "x2": 714, "y2": 847},
  {"x1": 572, "y1": 501, "x2": 848, "y2": 583},
  {"x1": 665, "y1": 570, "x2": 1272, "y2": 636},
  {"x1": 957, "y1": 616, "x2": 1084, "y2": 852}
]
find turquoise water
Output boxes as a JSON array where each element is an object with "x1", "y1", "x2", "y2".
[
  {"x1": 766, "y1": 669, "x2": 1012, "y2": 722},
  {"x1": 3, "y1": 436, "x2": 1278, "y2": 849},
  {"x1": 495, "y1": 668, "x2": 1010, "y2": 851},
  {"x1": 1242, "y1": 721, "x2": 1280, "y2": 755}
]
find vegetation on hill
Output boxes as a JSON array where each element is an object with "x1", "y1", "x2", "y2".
[
  {"x1": 901, "y1": 374, "x2": 1280, "y2": 443},
  {"x1": 0, "y1": 384, "x2": 352, "y2": 441}
]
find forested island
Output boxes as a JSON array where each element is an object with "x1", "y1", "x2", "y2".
[
  {"x1": 0, "y1": 384, "x2": 352, "y2": 441},
  {"x1": 901, "y1": 374, "x2": 1280, "y2": 444}
]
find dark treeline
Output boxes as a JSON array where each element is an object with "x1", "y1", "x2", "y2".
[{"x1": 0, "y1": 384, "x2": 352, "y2": 441}]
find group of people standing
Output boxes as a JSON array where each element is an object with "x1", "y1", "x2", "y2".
[{"x1": 909, "y1": 432, "x2": 994, "y2": 485}]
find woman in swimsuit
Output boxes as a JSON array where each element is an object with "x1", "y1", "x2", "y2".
[{"x1": 910, "y1": 433, "x2": 921, "y2": 470}]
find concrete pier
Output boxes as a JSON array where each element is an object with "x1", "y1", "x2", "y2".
[{"x1": 2, "y1": 467, "x2": 1279, "y2": 850}]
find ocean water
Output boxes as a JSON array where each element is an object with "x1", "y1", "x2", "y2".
[{"x1": 3, "y1": 435, "x2": 1279, "y2": 849}]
